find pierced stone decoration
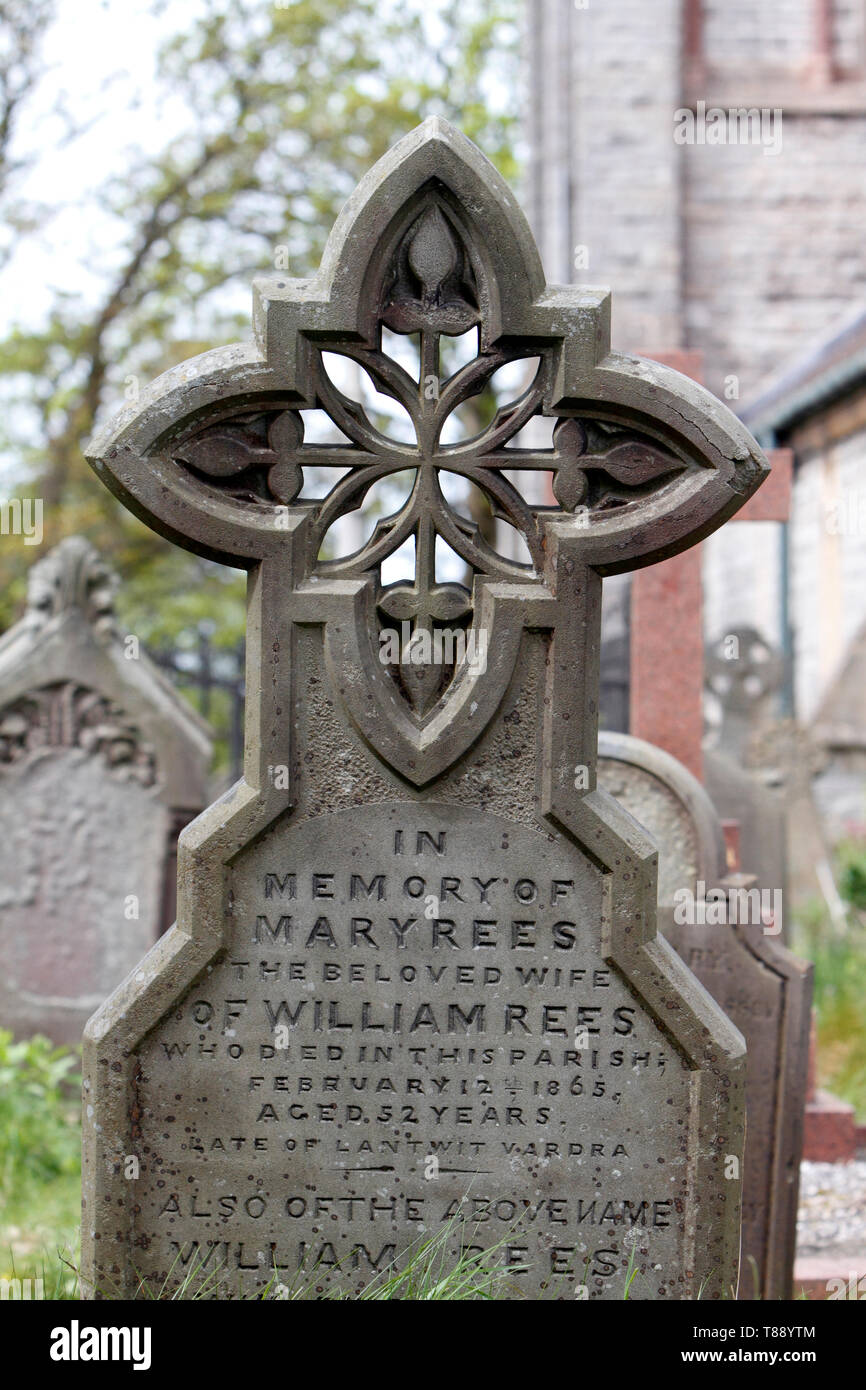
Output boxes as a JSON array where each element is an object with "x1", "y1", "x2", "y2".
[
  {"x1": 150, "y1": 185, "x2": 746, "y2": 734},
  {"x1": 83, "y1": 120, "x2": 770, "y2": 1301}
]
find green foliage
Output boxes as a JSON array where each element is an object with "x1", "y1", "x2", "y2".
[
  {"x1": 327, "y1": 1217, "x2": 527, "y2": 1300},
  {"x1": 0, "y1": 1242, "x2": 79, "y2": 1301},
  {"x1": 0, "y1": 1031, "x2": 81, "y2": 1299},
  {"x1": 0, "y1": 0, "x2": 520, "y2": 648},
  {"x1": 0, "y1": 0, "x2": 57, "y2": 258},
  {"x1": 837, "y1": 840, "x2": 866, "y2": 912},
  {"x1": 0, "y1": 1030, "x2": 80, "y2": 1196},
  {"x1": 793, "y1": 863, "x2": 866, "y2": 1119}
]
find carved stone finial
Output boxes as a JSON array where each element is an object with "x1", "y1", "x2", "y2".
[{"x1": 26, "y1": 536, "x2": 118, "y2": 636}]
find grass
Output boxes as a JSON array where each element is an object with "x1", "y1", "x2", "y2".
[
  {"x1": 85, "y1": 1219, "x2": 661, "y2": 1301},
  {"x1": 793, "y1": 839, "x2": 866, "y2": 1120},
  {"x1": 0, "y1": 1029, "x2": 81, "y2": 1298},
  {"x1": 94, "y1": 1214, "x2": 533, "y2": 1301}
]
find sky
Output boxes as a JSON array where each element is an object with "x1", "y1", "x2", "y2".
[{"x1": 3, "y1": 0, "x2": 207, "y2": 326}]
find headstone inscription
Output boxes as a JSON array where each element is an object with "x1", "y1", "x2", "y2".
[
  {"x1": 0, "y1": 537, "x2": 212, "y2": 1045},
  {"x1": 81, "y1": 120, "x2": 768, "y2": 1300},
  {"x1": 598, "y1": 731, "x2": 813, "y2": 1301}
]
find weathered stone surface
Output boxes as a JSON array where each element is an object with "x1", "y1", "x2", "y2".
[
  {"x1": 704, "y1": 626, "x2": 840, "y2": 915},
  {"x1": 703, "y1": 748, "x2": 788, "y2": 919},
  {"x1": 598, "y1": 733, "x2": 724, "y2": 902},
  {"x1": 81, "y1": 120, "x2": 766, "y2": 1299},
  {"x1": 598, "y1": 730, "x2": 813, "y2": 1300},
  {"x1": 0, "y1": 538, "x2": 211, "y2": 1044}
]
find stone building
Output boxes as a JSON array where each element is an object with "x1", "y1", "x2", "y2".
[
  {"x1": 525, "y1": 0, "x2": 866, "y2": 733},
  {"x1": 744, "y1": 309, "x2": 866, "y2": 838}
]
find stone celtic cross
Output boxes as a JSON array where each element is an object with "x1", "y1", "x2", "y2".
[{"x1": 82, "y1": 119, "x2": 766, "y2": 1299}]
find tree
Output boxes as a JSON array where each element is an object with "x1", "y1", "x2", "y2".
[
  {"x1": 0, "y1": 0, "x2": 520, "y2": 646},
  {"x1": 0, "y1": 0, "x2": 55, "y2": 225}
]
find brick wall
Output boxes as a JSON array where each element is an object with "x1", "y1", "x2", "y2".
[
  {"x1": 702, "y1": 0, "x2": 816, "y2": 71},
  {"x1": 702, "y1": 523, "x2": 783, "y2": 663}
]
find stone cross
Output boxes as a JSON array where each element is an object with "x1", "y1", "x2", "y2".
[
  {"x1": 0, "y1": 537, "x2": 211, "y2": 1044},
  {"x1": 81, "y1": 120, "x2": 767, "y2": 1300},
  {"x1": 705, "y1": 625, "x2": 785, "y2": 762},
  {"x1": 704, "y1": 627, "x2": 838, "y2": 921}
]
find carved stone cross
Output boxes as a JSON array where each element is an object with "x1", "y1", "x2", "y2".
[
  {"x1": 705, "y1": 625, "x2": 785, "y2": 762},
  {"x1": 82, "y1": 119, "x2": 767, "y2": 1300}
]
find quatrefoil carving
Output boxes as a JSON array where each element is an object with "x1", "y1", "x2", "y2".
[{"x1": 87, "y1": 118, "x2": 767, "y2": 777}]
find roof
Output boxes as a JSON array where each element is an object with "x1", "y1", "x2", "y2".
[{"x1": 742, "y1": 303, "x2": 866, "y2": 442}]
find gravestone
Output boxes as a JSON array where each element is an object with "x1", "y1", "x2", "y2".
[
  {"x1": 598, "y1": 731, "x2": 813, "y2": 1300},
  {"x1": 704, "y1": 626, "x2": 784, "y2": 763},
  {"x1": 0, "y1": 537, "x2": 211, "y2": 1044},
  {"x1": 705, "y1": 626, "x2": 838, "y2": 915},
  {"x1": 703, "y1": 628, "x2": 789, "y2": 933},
  {"x1": 81, "y1": 119, "x2": 768, "y2": 1300}
]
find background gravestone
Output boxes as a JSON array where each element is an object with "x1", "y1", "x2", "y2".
[
  {"x1": 705, "y1": 626, "x2": 839, "y2": 917},
  {"x1": 598, "y1": 730, "x2": 813, "y2": 1301},
  {"x1": 704, "y1": 627, "x2": 789, "y2": 930},
  {"x1": 704, "y1": 626, "x2": 784, "y2": 764},
  {"x1": 81, "y1": 120, "x2": 767, "y2": 1300},
  {"x1": 0, "y1": 537, "x2": 211, "y2": 1045}
]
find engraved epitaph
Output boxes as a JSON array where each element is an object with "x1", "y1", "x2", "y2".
[{"x1": 82, "y1": 121, "x2": 767, "y2": 1299}]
